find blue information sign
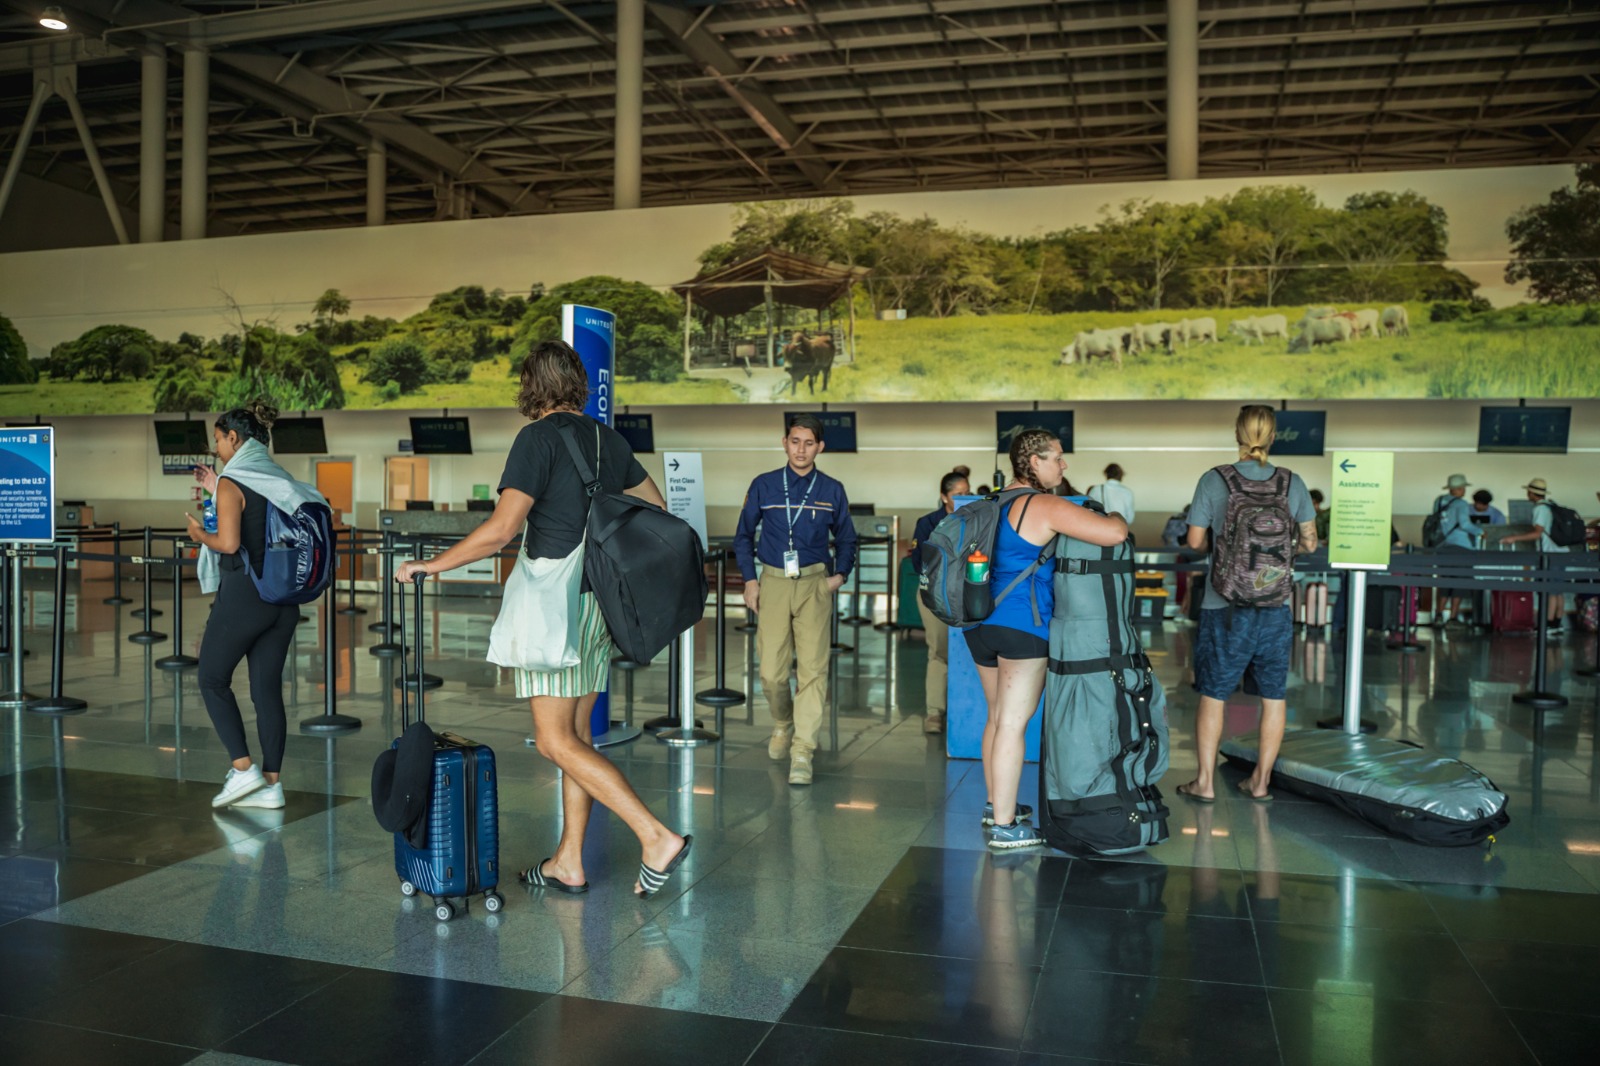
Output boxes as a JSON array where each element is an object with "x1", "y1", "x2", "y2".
[
  {"x1": 615, "y1": 413, "x2": 655, "y2": 453},
  {"x1": 1269, "y1": 410, "x2": 1326, "y2": 456},
  {"x1": 782, "y1": 410, "x2": 858, "y2": 452},
  {"x1": 997, "y1": 410, "x2": 1074, "y2": 455},
  {"x1": 0, "y1": 426, "x2": 55, "y2": 543},
  {"x1": 563, "y1": 304, "x2": 615, "y2": 739}
]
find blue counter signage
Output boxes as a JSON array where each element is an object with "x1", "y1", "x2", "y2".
[
  {"x1": 1270, "y1": 410, "x2": 1326, "y2": 456},
  {"x1": 0, "y1": 426, "x2": 56, "y2": 543},
  {"x1": 615, "y1": 413, "x2": 655, "y2": 453},
  {"x1": 997, "y1": 410, "x2": 1074, "y2": 455},
  {"x1": 782, "y1": 410, "x2": 857, "y2": 452}
]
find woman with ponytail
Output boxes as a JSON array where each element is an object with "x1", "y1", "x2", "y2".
[
  {"x1": 970, "y1": 430, "x2": 1128, "y2": 849},
  {"x1": 187, "y1": 401, "x2": 326, "y2": 810},
  {"x1": 1177, "y1": 405, "x2": 1318, "y2": 805}
]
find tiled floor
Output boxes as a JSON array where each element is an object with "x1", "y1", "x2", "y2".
[{"x1": 1, "y1": 573, "x2": 1598, "y2": 1064}]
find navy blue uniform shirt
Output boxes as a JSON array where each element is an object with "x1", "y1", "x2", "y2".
[
  {"x1": 911, "y1": 506, "x2": 947, "y2": 576},
  {"x1": 733, "y1": 466, "x2": 858, "y2": 582}
]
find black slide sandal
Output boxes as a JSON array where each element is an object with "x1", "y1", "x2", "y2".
[
  {"x1": 635, "y1": 835, "x2": 693, "y2": 899},
  {"x1": 519, "y1": 858, "x2": 589, "y2": 894}
]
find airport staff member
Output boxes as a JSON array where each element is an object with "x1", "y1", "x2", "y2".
[{"x1": 734, "y1": 413, "x2": 858, "y2": 786}]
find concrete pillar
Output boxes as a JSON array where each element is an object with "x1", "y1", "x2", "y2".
[
  {"x1": 140, "y1": 46, "x2": 166, "y2": 243},
  {"x1": 613, "y1": 0, "x2": 644, "y2": 210},
  {"x1": 1166, "y1": 0, "x2": 1199, "y2": 181},
  {"x1": 180, "y1": 48, "x2": 208, "y2": 240},
  {"x1": 367, "y1": 140, "x2": 386, "y2": 226}
]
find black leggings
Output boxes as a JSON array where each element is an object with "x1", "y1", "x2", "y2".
[{"x1": 199, "y1": 566, "x2": 299, "y2": 773}]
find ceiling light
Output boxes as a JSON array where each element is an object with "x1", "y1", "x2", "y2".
[{"x1": 40, "y1": 7, "x2": 69, "y2": 31}]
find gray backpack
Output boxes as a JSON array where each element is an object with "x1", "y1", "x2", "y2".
[
  {"x1": 917, "y1": 488, "x2": 1055, "y2": 628},
  {"x1": 1040, "y1": 504, "x2": 1170, "y2": 855},
  {"x1": 1209, "y1": 464, "x2": 1296, "y2": 609}
]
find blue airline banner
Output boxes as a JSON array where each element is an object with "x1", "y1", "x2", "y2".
[
  {"x1": 564, "y1": 304, "x2": 615, "y2": 428},
  {"x1": 0, "y1": 426, "x2": 55, "y2": 543},
  {"x1": 1269, "y1": 410, "x2": 1327, "y2": 456}
]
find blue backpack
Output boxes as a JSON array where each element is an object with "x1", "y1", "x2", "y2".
[{"x1": 241, "y1": 499, "x2": 337, "y2": 605}]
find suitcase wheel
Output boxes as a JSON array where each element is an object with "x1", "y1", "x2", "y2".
[
  {"x1": 399, "y1": 880, "x2": 416, "y2": 898},
  {"x1": 434, "y1": 900, "x2": 456, "y2": 922},
  {"x1": 484, "y1": 892, "x2": 504, "y2": 914}
]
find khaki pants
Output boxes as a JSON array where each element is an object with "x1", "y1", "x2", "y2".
[
  {"x1": 917, "y1": 598, "x2": 949, "y2": 715},
  {"x1": 757, "y1": 565, "x2": 833, "y2": 754}
]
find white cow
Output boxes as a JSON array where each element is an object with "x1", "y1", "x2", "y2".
[
  {"x1": 1181, "y1": 316, "x2": 1218, "y2": 345},
  {"x1": 1135, "y1": 322, "x2": 1176, "y2": 354},
  {"x1": 1060, "y1": 328, "x2": 1124, "y2": 368},
  {"x1": 1381, "y1": 305, "x2": 1411, "y2": 337},
  {"x1": 1350, "y1": 308, "x2": 1380, "y2": 339},
  {"x1": 1228, "y1": 314, "x2": 1289, "y2": 344},
  {"x1": 1288, "y1": 315, "x2": 1354, "y2": 352}
]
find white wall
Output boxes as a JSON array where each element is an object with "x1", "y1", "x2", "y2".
[{"x1": 50, "y1": 398, "x2": 1599, "y2": 544}]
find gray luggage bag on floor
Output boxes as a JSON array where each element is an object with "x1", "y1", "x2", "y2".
[{"x1": 1040, "y1": 509, "x2": 1171, "y2": 855}]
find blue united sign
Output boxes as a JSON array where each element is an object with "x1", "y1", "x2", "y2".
[
  {"x1": 563, "y1": 304, "x2": 615, "y2": 428},
  {"x1": 0, "y1": 427, "x2": 55, "y2": 543}
]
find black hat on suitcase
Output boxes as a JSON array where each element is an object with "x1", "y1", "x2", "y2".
[{"x1": 372, "y1": 720, "x2": 434, "y2": 849}]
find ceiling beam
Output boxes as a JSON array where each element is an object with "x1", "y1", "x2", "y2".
[{"x1": 645, "y1": 1, "x2": 839, "y2": 192}]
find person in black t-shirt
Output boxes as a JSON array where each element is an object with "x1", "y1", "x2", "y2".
[{"x1": 397, "y1": 341, "x2": 690, "y2": 898}]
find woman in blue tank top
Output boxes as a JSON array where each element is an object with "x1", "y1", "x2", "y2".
[{"x1": 967, "y1": 431, "x2": 1130, "y2": 850}]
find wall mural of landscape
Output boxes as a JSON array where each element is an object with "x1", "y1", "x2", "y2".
[{"x1": 0, "y1": 163, "x2": 1594, "y2": 414}]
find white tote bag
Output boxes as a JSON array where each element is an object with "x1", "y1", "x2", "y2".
[{"x1": 486, "y1": 539, "x2": 584, "y2": 671}]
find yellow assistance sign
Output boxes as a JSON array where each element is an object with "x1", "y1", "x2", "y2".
[{"x1": 1329, "y1": 451, "x2": 1394, "y2": 570}]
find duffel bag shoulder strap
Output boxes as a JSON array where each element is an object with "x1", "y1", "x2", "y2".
[{"x1": 555, "y1": 420, "x2": 603, "y2": 501}]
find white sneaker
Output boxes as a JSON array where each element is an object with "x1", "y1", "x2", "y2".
[
  {"x1": 211, "y1": 765, "x2": 266, "y2": 808},
  {"x1": 232, "y1": 782, "x2": 284, "y2": 809}
]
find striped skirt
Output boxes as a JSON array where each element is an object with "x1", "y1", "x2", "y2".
[{"x1": 511, "y1": 591, "x2": 613, "y2": 699}]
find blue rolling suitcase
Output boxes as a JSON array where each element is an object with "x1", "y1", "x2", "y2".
[{"x1": 393, "y1": 574, "x2": 502, "y2": 921}]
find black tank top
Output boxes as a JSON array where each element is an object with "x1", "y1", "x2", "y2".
[{"x1": 223, "y1": 481, "x2": 270, "y2": 577}]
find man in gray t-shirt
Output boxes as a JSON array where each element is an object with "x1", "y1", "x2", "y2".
[
  {"x1": 1177, "y1": 459, "x2": 1318, "y2": 806},
  {"x1": 1500, "y1": 477, "x2": 1570, "y2": 632}
]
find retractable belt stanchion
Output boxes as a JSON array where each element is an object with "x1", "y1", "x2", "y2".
[
  {"x1": 131, "y1": 526, "x2": 163, "y2": 619},
  {"x1": 1513, "y1": 553, "x2": 1568, "y2": 710},
  {"x1": 369, "y1": 535, "x2": 402, "y2": 658},
  {"x1": 302, "y1": 571, "x2": 361, "y2": 736},
  {"x1": 25, "y1": 545, "x2": 86, "y2": 715},
  {"x1": 0, "y1": 548, "x2": 39, "y2": 706},
  {"x1": 658, "y1": 628, "x2": 718, "y2": 747},
  {"x1": 128, "y1": 532, "x2": 167, "y2": 645},
  {"x1": 154, "y1": 538, "x2": 199, "y2": 671},
  {"x1": 0, "y1": 549, "x2": 11, "y2": 659},
  {"x1": 103, "y1": 521, "x2": 131, "y2": 605},
  {"x1": 338, "y1": 528, "x2": 366, "y2": 616},
  {"x1": 844, "y1": 550, "x2": 870, "y2": 626},
  {"x1": 874, "y1": 518, "x2": 904, "y2": 632},
  {"x1": 830, "y1": 584, "x2": 854, "y2": 653},
  {"x1": 1319, "y1": 568, "x2": 1377, "y2": 734},
  {"x1": 1386, "y1": 551, "x2": 1423, "y2": 654},
  {"x1": 696, "y1": 549, "x2": 745, "y2": 721}
]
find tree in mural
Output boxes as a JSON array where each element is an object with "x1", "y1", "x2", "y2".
[
  {"x1": 362, "y1": 335, "x2": 435, "y2": 394},
  {"x1": 0, "y1": 313, "x2": 38, "y2": 385},
  {"x1": 46, "y1": 324, "x2": 158, "y2": 382},
  {"x1": 1505, "y1": 163, "x2": 1600, "y2": 304},
  {"x1": 511, "y1": 275, "x2": 681, "y2": 381},
  {"x1": 152, "y1": 352, "x2": 214, "y2": 413}
]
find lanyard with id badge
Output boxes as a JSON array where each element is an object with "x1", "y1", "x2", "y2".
[{"x1": 782, "y1": 468, "x2": 818, "y2": 578}]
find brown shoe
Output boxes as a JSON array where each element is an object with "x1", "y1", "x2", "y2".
[
  {"x1": 768, "y1": 725, "x2": 793, "y2": 761},
  {"x1": 788, "y1": 748, "x2": 814, "y2": 786},
  {"x1": 923, "y1": 713, "x2": 945, "y2": 735}
]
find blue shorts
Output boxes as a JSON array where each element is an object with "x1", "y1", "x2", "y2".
[{"x1": 1195, "y1": 605, "x2": 1293, "y2": 701}]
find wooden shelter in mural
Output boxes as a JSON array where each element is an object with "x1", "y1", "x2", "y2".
[{"x1": 671, "y1": 248, "x2": 870, "y2": 372}]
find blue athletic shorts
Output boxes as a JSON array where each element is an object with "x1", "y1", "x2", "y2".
[{"x1": 1194, "y1": 605, "x2": 1293, "y2": 701}]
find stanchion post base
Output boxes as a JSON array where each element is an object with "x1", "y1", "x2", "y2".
[
  {"x1": 103, "y1": 596, "x2": 132, "y2": 606},
  {"x1": 1316, "y1": 715, "x2": 1377, "y2": 733},
  {"x1": 844, "y1": 615, "x2": 871, "y2": 626},
  {"x1": 128, "y1": 631, "x2": 167, "y2": 645},
  {"x1": 394, "y1": 674, "x2": 444, "y2": 691},
  {"x1": 1575, "y1": 668, "x2": 1600, "y2": 681},
  {"x1": 368, "y1": 621, "x2": 398, "y2": 634},
  {"x1": 154, "y1": 654, "x2": 199, "y2": 671},
  {"x1": 873, "y1": 622, "x2": 903, "y2": 633},
  {"x1": 369, "y1": 643, "x2": 403, "y2": 659},
  {"x1": 1384, "y1": 640, "x2": 1425, "y2": 654},
  {"x1": 338, "y1": 606, "x2": 368, "y2": 616},
  {"x1": 0, "y1": 690, "x2": 41, "y2": 707},
  {"x1": 25, "y1": 696, "x2": 87, "y2": 716},
  {"x1": 642, "y1": 714, "x2": 703, "y2": 732},
  {"x1": 831, "y1": 641, "x2": 854, "y2": 653},
  {"x1": 300, "y1": 715, "x2": 362, "y2": 736},
  {"x1": 1512, "y1": 691, "x2": 1569, "y2": 710},
  {"x1": 131, "y1": 608, "x2": 164, "y2": 619},
  {"x1": 657, "y1": 728, "x2": 720, "y2": 747},
  {"x1": 695, "y1": 688, "x2": 746, "y2": 708},
  {"x1": 598, "y1": 723, "x2": 643, "y2": 748}
]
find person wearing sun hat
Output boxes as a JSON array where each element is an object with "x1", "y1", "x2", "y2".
[
  {"x1": 1501, "y1": 477, "x2": 1570, "y2": 632},
  {"x1": 1429, "y1": 473, "x2": 1479, "y2": 626}
]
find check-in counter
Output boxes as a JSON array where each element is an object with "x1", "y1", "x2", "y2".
[{"x1": 377, "y1": 509, "x2": 502, "y2": 586}]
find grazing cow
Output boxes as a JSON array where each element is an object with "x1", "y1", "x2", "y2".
[
  {"x1": 1135, "y1": 322, "x2": 1177, "y2": 354},
  {"x1": 779, "y1": 331, "x2": 835, "y2": 395},
  {"x1": 1381, "y1": 305, "x2": 1411, "y2": 337},
  {"x1": 1060, "y1": 328, "x2": 1124, "y2": 368},
  {"x1": 1288, "y1": 315, "x2": 1354, "y2": 352},
  {"x1": 1181, "y1": 316, "x2": 1218, "y2": 345},
  {"x1": 1349, "y1": 308, "x2": 1380, "y2": 339},
  {"x1": 1228, "y1": 314, "x2": 1289, "y2": 345}
]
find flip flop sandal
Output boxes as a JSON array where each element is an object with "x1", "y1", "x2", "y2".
[
  {"x1": 1237, "y1": 783, "x2": 1274, "y2": 804},
  {"x1": 635, "y1": 834, "x2": 693, "y2": 899},
  {"x1": 1175, "y1": 784, "x2": 1216, "y2": 805},
  {"x1": 519, "y1": 858, "x2": 589, "y2": 894}
]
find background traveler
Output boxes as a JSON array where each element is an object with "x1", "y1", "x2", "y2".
[
  {"x1": 1500, "y1": 478, "x2": 1570, "y2": 632},
  {"x1": 396, "y1": 340, "x2": 689, "y2": 897},
  {"x1": 1177, "y1": 406, "x2": 1317, "y2": 805},
  {"x1": 734, "y1": 413, "x2": 859, "y2": 786},
  {"x1": 1470, "y1": 489, "x2": 1506, "y2": 527},
  {"x1": 912, "y1": 468, "x2": 971, "y2": 735},
  {"x1": 1087, "y1": 463, "x2": 1135, "y2": 528},
  {"x1": 1428, "y1": 473, "x2": 1481, "y2": 626}
]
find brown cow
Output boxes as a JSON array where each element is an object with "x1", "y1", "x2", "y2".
[{"x1": 779, "y1": 331, "x2": 835, "y2": 396}]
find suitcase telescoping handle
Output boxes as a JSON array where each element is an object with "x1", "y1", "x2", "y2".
[
  {"x1": 412, "y1": 571, "x2": 428, "y2": 714},
  {"x1": 398, "y1": 568, "x2": 429, "y2": 729}
]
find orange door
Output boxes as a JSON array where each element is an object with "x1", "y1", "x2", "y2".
[
  {"x1": 316, "y1": 460, "x2": 355, "y2": 580},
  {"x1": 385, "y1": 457, "x2": 430, "y2": 510}
]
